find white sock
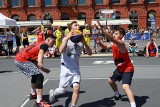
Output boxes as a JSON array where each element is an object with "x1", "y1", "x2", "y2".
[
  {"x1": 130, "y1": 102, "x2": 136, "y2": 107},
  {"x1": 36, "y1": 95, "x2": 42, "y2": 103},
  {"x1": 30, "y1": 88, "x2": 36, "y2": 95},
  {"x1": 114, "y1": 91, "x2": 119, "y2": 96},
  {"x1": 71, "y1": 104, "x2": 76, "y2": 107}
]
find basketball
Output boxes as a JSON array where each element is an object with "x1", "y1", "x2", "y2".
[{"x1": 70, "y1": 30, "x2": 83, "y2": 43}]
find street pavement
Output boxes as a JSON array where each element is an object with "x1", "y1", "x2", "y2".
[{"x1": 0, "y1": 57, "x2": 160, "y2": 107}]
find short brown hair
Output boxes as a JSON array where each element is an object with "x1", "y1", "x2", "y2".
[
  {"x1": 115, "y1": 28, "x2": 125, "y2": 36},
  {"x1": 68, "y1": 21, "x2": 77, "y2": 31}
]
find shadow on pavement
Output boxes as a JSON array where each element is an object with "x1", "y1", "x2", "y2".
[
  {"x1": 43, "y1": 91, "x2": 85, "y2": 107},
  {"x1": 0, "y1": 70, "x2": 14, "y2": 74}
]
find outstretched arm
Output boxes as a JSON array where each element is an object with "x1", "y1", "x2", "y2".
[{"x1": 96, "y1": 21, "x2": 126, "y2": 53}]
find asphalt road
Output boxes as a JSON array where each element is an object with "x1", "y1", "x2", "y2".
[{"x1": 0, "y1": 57, "x2": 160, "y2": 107}]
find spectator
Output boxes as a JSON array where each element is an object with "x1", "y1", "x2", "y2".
[
  {"x1": 129, "y1": 39, "x2": 138, "y2": 56},
  {"x1": 32, "y1": 27, "x2": 44, "y2": 43},
  {"x1": 146, "y1": 38, "x2": 159, "y2": 57},
  {"x1": 22, "y1": 28, "x2": 29, "y2": 48},
  {"x1": 15, "y1": 28, "x2": 22, "y2": 54},
  {"x1": 92, "y1": 24, "x2": 99, "y2": 53},
  {"x1": 5, "y1": 28, "x2": 14, "y2": 55},
  {"x1": 65, "y1": 23, "x2": 70, "y2": 36},
  {"x1": 54, "y1": 26, "x2": 63, "y2": 56},
  {"x1": 82, "y1": 24, "x2": 91, "y2": 54}
]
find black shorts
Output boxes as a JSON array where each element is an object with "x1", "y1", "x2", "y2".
[
  {"x1": 110, "y1": 69, "x2": 134, "y2": 85},
  {"x1": 7, "y1": 40, "x2": 13, "y2": 47}
]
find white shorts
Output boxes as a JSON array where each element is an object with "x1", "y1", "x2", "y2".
[{"x1": 59, "y1": 64, "x2": 81, "y2": 88}]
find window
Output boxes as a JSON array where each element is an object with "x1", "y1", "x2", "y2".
[
  {"x1": 28, "y1": 14, "x2": 36, "y2": 21},
  {"x1": 11, "y1": 0, "x2": 19, "y2": 7},
  {"x1": 61, "y1": 13, "x2": 70, "y2": 20},
  {"x1": 61, "y1": 0, "x2": 69, "y2": 5},
  {"x1": 11, "y1": 14, "x2": 19, "y2": 21},
  {"x1": 94, "y1": 13, "x2": 100, "y2": 19},
  {"x1": 95, "y1": 0, "x2": 103, "y2": 4},
  {"x1": 78, "y1": 13, "x2": 86, "y2": 21},
  {"x1": 78, "y1": 0, "x2": 86, "y2": 5},
  {"x1": 148, "y1": 0, "x2": 156, "y2": 2},
  {"x1": 130, "y1": 0, "x2": 138, "y2": 3},
  {"x1": 44, "y1": 0, "x2": 52, "y2": 6},
  {"x1": 112, "y1": 0, "x2": 120, "y2": 3},
  {"x1": 0, "y1": 0, "x2": 2, "y2": 7},
  {"x1": 129, "y1": 10, "x2": 138, "y2": 29},
  {"x1": 28, "y1": 0, "x2": 36, "y2": 6}
]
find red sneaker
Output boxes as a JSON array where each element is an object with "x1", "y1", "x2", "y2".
[{"x1": 35, "y1": 100, "x2": 51, "y2": 107}]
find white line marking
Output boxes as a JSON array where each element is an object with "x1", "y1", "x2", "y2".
[{"x1": 20, "y1": 79, "x2": 49, "y2": 107}]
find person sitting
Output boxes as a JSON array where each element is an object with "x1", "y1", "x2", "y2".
[
  {"x1": 146, "y1": 38, "x2": 159, "y2": 57},
  {"x1": 129, "y1": 39, "x2": 138, "y2": 56}
]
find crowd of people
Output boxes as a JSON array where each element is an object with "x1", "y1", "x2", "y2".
[{"x1": 0, "y1": 23, "x2": 160, "y2": 58}]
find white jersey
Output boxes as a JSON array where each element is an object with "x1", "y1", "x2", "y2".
[{"x1": 61, "y1": 38, "x2": 83, "y2": 70}]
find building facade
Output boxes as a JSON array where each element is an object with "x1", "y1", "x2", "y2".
[{"x1": 0, "y1": 0, "x2": 160, "y2": 29}]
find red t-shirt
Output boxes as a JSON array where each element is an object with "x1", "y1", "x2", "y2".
[
  {"x1": 112, "y1": 44, "x2": 134, "y2": 73},
  {"x1": 15, "y1": 41, "x2": 48, "y2": 62},
  {"x1": 148, "y1": 43, "x2": 156, "y2": 57},
  {"x1": 37, "y1": 32, "x2": 44, "y2": 42}
]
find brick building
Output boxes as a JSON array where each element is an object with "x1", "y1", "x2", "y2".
[{"x1": 0, "y1": 0, "x2": 160, "y2": 29}]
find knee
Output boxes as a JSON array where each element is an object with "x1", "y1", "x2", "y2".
[
  {"x1": 108, "y1": 79, "x2": 113, "y2": 84},
  {"x1": 122, "y1": 84, "x2": 130, "y2": 91},
  {"x1": 73, "y1": 84, "x2": 80, "y2": 93}
]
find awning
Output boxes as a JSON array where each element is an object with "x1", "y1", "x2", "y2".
[
  {"x1": 16, "y1": 20, "x2": 51, "y2": 27},
  {"x1": 91, "y1": 18, "x2": 132, "y2": 25},
  {"x1": 52, "y1": 20, "x2": 85, "y2": 27}
]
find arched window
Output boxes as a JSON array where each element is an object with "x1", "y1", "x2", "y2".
[
  {"x1": 28, "y1": 14, "x2": 36, "y2": 21},
  {"x1": 28, "y1": 0, "x2": 36, "y2": 6},
  {"x1": 61, "y1": 13, "x2": 70, "y2": 20},
  {"x1": 147, "y1": 11, "x2": 156, "y2": 29},
  {"x1": 94, "y1": 12, "x2": 100, "y2": 19},
  {"x1": 78, "y1": 13, "x2": 86, "y2": 21},
  {"x1": 129, "y1": 10, "x2": 138, "y2": 29},
  {"x1": 11, "y1": 14, "x2": 19, "y2": 21},
  {"x1": 44, "y1": 0, "x2": 52, "y2": 6},
  {"x1": 61, "y1": 0, "x2": 69, "y2": 5}
]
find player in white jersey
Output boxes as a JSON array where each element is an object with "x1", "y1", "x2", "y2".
[{"x1": 49, "y1": 21, "x2": 92, "y2": 107}]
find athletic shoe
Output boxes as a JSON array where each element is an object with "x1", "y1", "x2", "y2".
[
  {"x1": 29, "y1": 93, "x2": 37, "y2": 100},
  {"x1": 49, "y1": 89, "x2": 55, "y2": 103},
  {"x1": 112, "y1": 94, "x2": 122, "y2": 101},
  {"x1": 35, "y1": 100, "x2": 51, "y2": 107}
]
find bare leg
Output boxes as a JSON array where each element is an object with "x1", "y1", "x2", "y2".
[
  {"x1": 71, "y1": 85, "x2": 80, "y2": 106},
  {"x1": 108, "y1": 79, "x2": 118, "y2": 92},
  {"x1": 122, "y1": 84, "x2": 135, "y2": 103}
]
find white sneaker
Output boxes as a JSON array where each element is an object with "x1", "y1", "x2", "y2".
[{"x1": 49, "y1": 89, "x2": 55, "y2": 103}]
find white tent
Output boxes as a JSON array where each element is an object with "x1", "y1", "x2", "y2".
[
  {"x1": 92, "y1": 18, "x2": 132, "y2": 25},
  {"x1": 0, "y1": 13, "x2": 16, "y2": 28}
]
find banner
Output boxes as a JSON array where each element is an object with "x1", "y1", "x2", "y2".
[
  {"x1": 28, "y1": 35, "x2": 37, "y2": 43},
  {"x1": 125, "y1": 33, "x2": 150, "y2": 41}
]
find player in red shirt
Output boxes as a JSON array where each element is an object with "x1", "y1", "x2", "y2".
[
  {"x1": 15, "y1": 34, "x2": 56, "y2": 107},
  {"x1": 32, "y1": 27, "x2": 45, "y2": 43},
  {"x1": 96, "y1": 21, "x2": 136, "y2": 107},
  {"x1": 146, "y1": 38, "x2": 159, "y2": 57}
]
